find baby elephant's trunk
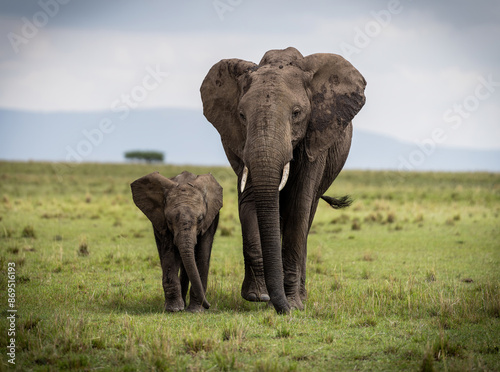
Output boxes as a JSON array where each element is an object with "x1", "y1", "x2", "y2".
[{"x1": 177, "y1": 235, "x2": 210, "y2": 310}]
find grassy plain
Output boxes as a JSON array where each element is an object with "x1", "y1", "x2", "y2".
[{"x1": 0, "y1": 161, "x2": 499, "y2": 371}]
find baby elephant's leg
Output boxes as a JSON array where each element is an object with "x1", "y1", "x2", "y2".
[{"x1": 155, "y1": 231, "x2": 184, "y2": 312}]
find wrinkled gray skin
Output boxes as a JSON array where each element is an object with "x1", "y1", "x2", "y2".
[
  {"x1": 200, "y1": 47, "x2": 366, "y2": 314},
  {"x1": 131, "y1": 171, "x2": 223, "y2": 312}
]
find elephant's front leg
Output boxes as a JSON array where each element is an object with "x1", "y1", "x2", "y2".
[
  {"x1": 154, "y1": 230, "x2": 184, "y2": 312},
  {"x1": 281, "y1": 206, "x2": 311, "y2": 311},
  {"x1": 239, "y1": 187, "x2": 270, "y2": 302},
  {"x1": 280, "y1": 160, "x2": 323, "y2": 310}
]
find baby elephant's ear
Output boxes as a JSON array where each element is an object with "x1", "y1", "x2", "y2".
[
  {"x1": 193, "y1": 174, "x2": 223, "y2": 235},
  {"x1": 131, "y1": 172, "x2": 177, "y2": 234}
]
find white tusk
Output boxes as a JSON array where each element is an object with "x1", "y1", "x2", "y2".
[
  {"x1": 240, "y1": 166, "x2": 249, "y2": 193},
  {"x1": 278, "y1": 162, "x2": 290, "y2": 191}
]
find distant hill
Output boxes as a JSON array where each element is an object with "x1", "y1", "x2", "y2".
[
  {"x1": 1, "y1": 108, "x2": 499, "y2": 172},
  {"x1": 346, "y1": 130, "x2": 500, "y2": 172},
  {"x1": 0, "y1": 108, "x2": 226, "y2": 166}
]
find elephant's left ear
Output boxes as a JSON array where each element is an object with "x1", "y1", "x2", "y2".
[
  {"x1": 192, "y1": 174, "x2": 223, "y2": 235},
  {"x1": 300, "y1": 53, "x2": 366, "y2": 162}
]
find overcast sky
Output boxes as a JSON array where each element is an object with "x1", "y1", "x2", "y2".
[{"x1": 1, "y1": 0, "x2": 499, "y2": 150}]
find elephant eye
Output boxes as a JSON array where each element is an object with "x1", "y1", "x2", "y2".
[
  {"x1": 239, "y1": 111, "x2": 247, "y2": 123},
  {"x1": 292, "y1": 107, "x2": 301, "y2": 120}
]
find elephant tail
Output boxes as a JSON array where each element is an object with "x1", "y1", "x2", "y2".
[{"x1": 321, "y1": 195, "x2": 353, "y2": 209}]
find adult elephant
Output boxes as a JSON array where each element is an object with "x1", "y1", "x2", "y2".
[{"x1": 200, "y1": 47, "x2": 366, "y2": 314}]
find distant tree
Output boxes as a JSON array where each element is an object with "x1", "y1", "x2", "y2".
[{"x1": 124, "y1": 151, "x2": 164, "y2": 163}]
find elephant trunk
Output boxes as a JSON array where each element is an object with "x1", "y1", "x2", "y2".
[
  {"x1": 245, "y1": 136, "x2": 292, "y2": 314},
  {"x1": 176, "y1": 231, "x2": 210, "y2": 310}
]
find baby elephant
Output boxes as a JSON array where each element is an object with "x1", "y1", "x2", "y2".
[{"x1": 131, "y1": 171, "x2": 223, "y2": 312}]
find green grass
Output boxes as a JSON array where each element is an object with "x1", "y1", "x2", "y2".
[{"x1": 0, "y1": 161, "x2": 499, "y2": 371}]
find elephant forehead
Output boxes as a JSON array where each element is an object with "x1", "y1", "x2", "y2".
[
  {"x1": 243, "y1": 66, "x2": 306, "y2": 102},
  {"x1": 166, "y1": 186, "x2": 204, "y2": 204},
  {"x1": 250, "y1": 65, "x2": 302, "y2": 83}
]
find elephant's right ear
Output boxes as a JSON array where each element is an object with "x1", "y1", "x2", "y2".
[
  {"x1": 300, "y1": 53, "x2": 366, "y2": 162},
  {"x1": 192, "y1": 173, "x2": 223, "y2": 235},
  {"x1": 130, "y1": 172, "x2": 177, "y2": 234},
  {"x1": 200, "y1": 59, "x2": 257, "y2": 160}
]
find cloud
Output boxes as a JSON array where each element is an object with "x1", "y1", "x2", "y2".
[
  {"x1": 0, "y1": 1, "x2": 499, "y2": 151},
  {"x1": 341, "y1": 9, "x2": 500, "y2": 150}
]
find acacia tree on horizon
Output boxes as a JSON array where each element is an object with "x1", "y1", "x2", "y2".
[{"x1": 124, "y1": 151, "x2": 164, "y2": 164}]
